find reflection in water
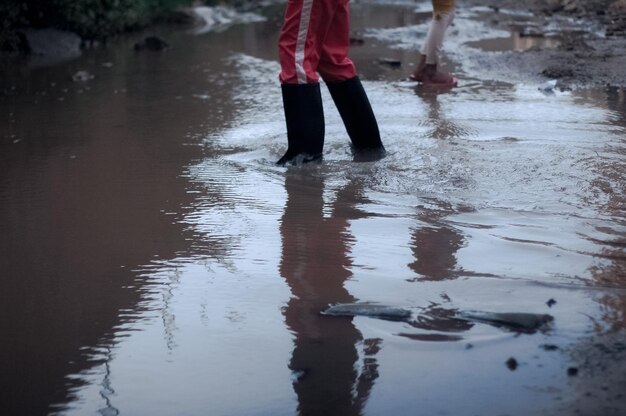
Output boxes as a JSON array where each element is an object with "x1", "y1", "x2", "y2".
[
  {"x1": 279, "y1": 169, "x2": 378, "y2": 415},
  {"x1": 409, "y1": 87, "x2": 467, "y2": 280},
  {"x1": 415, "y1": 86, "x2": 467, "y2": 139},
  {"x1": 570, "y1": 85, "x2": 626, "y2": 409},
  {"x1": 408, "y1": 202, "x2": 465, "y2": 281},
  {"x1": 585, "y1": 86, "x2": 626, "y2": 332},
  {"x1": 465, "y1": 31, "x2": 562, "y2": 53},
  {"x1": 0, "y1": 10, "x2": 248, "y2": 412},
  {"x1": 98, "y1": 346, "x2": 119, "y2": 416}
]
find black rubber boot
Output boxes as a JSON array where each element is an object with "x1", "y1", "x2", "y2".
[
  {"x1": 327, "y1": 76, "x2": 385, "y2": 160},
  {"x1": 277, "y1": 83, "x2": 325, "y2": 166}
]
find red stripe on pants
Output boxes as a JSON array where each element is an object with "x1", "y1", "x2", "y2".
[{"x1": 279, "y1": 0, "x2": 357, "y2": 84}]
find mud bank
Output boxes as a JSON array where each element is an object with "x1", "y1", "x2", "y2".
[{"x1": 461, "y1": 0, "x2": 626, "y2": 87}]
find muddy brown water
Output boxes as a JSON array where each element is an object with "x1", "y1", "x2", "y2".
[{"x1": 1, "y1": 1, "x2": 625, "y2": 415}]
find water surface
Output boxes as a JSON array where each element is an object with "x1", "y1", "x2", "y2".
[{"x1": 1, "y1": 1, "x2": 625, "y2": 415}]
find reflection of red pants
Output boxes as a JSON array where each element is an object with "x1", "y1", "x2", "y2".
[{"x1": 279, "y1": 0, "x2": 357, "y2": 84}]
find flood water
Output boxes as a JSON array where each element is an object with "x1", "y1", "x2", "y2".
[{"x1": 1, "y1": 1, "x2": 625, "y2": 415}]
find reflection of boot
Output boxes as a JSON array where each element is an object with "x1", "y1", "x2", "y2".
[
  {"x1": 277, "y1": 83, "x2": 325, "y2": 166},
  {"x1": 327, "y1": 76, "x2": 385, "y2": 157},
  {"x1": 422, "y1": 64, "x2": 458, "y2": 86}
]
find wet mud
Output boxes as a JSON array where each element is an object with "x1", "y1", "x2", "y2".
[
  {"x1": 1, "y1": 1, "x2": 625, "y2": 415},
  {"x1": 461, "y1": 0, "x2": 626, "y2": 88}
]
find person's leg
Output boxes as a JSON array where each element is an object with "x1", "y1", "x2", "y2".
[
  {"x1": 315, "y1": 0, "x2": 357, "y2": 83},
  {"x1": 317, "y1": 0, "x2": 385, "y2": 156},
  {"x1": 420, "y1": 8, "x2": 455, "y2": 65},
  {"x1": 411, "y1": 1, "x2": 456, "y2": 84},
  {"x1": 279, "y1": 0, "x2": 332, "y2": 85},
  {"x1": 277, "y1": 0, "x2": 330, "y2": 165}
]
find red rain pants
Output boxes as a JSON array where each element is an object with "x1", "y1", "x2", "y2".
[{"x1": 279, "y1": 0, "x2": 357, "y2": 84}]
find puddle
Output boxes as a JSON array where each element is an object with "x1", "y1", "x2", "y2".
[
  {"x1": 466, "y1": 32, "x2": 562, "y2": 52},
  {"x1": 1, "y1": 1, "x2": 625, "y2": 415}
]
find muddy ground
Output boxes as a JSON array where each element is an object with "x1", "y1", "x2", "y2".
[
  {"x1": 460, "y1": 0, "x2": 626, "y2": 88},
  {"x1": 4, "y1": 0, "x2": 626, "y2": 88},
  {"x1": 459, "y1": 2, "x2": 626, "y2": 414}
]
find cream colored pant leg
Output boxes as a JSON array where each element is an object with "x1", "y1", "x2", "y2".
[{"x1": 419, "y1": 9, "x2": 455, "y2": 65}]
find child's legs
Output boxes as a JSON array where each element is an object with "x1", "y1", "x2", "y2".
[
  {"x1": 317, "y1": 0, "x2": 357, "y2": 82},
  {"x1": 279, "y1": 0, "x2": 356, "y2": 84},
  {"x1": 419, "y1": 8, "x2": 455, "y2": 65},
  {"x1": 279, "y1": 0, "x2": 349, "y2": 84},
  {"x1": 279, "y1": 0, "x2": 318, "y2": 84}
]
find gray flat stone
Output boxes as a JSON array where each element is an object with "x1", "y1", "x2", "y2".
[{"x1": 321, "y1": 303, "x2": 412, "y2": 321}]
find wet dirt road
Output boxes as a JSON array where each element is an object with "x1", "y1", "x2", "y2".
[{"x1": 1, "y1": 1, "x2": 625, "y2": 415}]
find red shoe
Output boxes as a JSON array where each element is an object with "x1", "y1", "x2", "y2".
[
  {"x1": 409, "y1": 54, "x2": 427, "y2": 82},
  {"x1": 410, "y1": 64, "x2": 459, "y2": 87}
]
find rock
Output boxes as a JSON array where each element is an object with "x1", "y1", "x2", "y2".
[
  {"x1": 539, "y1": 79, "x2": 558, "y2": 93},
  {"x1": 568, "y1": 367, "x2": 579, "y2": 376},
  {"x1": 520, "y1": 26, "x2": 545, "y2": 37},
  {"x1": 20, "y1": 29, "x2": 82, "y2": 64},
  {"x1": 542, "y1": 67, "x2": 574, "y2": 78},
  {"x1": 457, "y1": 311, "x2": 554, "y2": 334},
  {"x1": 607, "y1": 0, "x2": 626, "y2": 37},
  {"x1": 378, "y1": 58, "x2": 402, "y2": 68},
  {"x1": 72, "y1": 70, "x2": 94, "y2": 82},
  {"x1": 397, "y1": 333, "x2": 464, "y2": 342},
  {"x1": 506, "y1": 357, "x2": 518, "y2": 370},
  {"x1": 541, "y1": 344, "x2": 560, "y2": 351},
  {"x1": 546, "y1": 0, "x2": 565, "y2": 13},
  {"x1": 350, "y1": 36, "x2": 365, "y2": 46},
  {"x1": 546, "y1": 298, "x2": 557, "y2": 307},
  {"x1": 134, "y1": 36, "x2": 170, "y2": 52},
  {"x1": 322, "y1": 303, "x2": 412, "y2": 321}
]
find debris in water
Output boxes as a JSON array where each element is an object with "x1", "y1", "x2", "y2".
[
  {"x1": 506, "y1": 357, "x2": 518, "y2": 371},
  {"x1": 546, "y1": 298, "x2": 557, "y2": 308},
  {"x1": 540, "y1": 344, "x2": 559, "y2": 351},
  {"x1": 378, "y1": 58, "x2": 402, "y2": 69},
  {"x1": 457, "y1": 311, "x2": 554, "y2": 334},
  {"x1": 321, "y1": 303, "x2": 412, "y2": 321},
  {"x1": 72, "y1": 70, "x2": 94, "y2": 82},
  {"x1": 350, "y1": 36, "x2": 365, "y2": 46},
  {"x1": 542, "y1": 67, "x2": 574, "y2": 79},
  {"x1": 538, "y1": 79, "x2": 558, "y2": 92},
  {"x1": 291, "y1": 369, "x2": 307, "y2": 381},
  {"x1": 397, "y1": 333, "x2": 464, "y2": 342},
  {"x1": 134, "y1": 36, "x2": 170, "y2": 52}
]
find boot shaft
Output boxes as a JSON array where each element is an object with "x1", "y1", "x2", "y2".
[
  {"x1": 326, "y1": 76, "x2": 385, "y2": 156},
  {"x1": 278, "y1": 83, "x2": 325, "y2": 165}
]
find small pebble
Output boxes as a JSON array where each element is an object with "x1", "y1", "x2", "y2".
[
  {"x1": 506, "y1": 357, "x2": 518, "y2": 370},
  {"x1": 541, "y1": 344, "x2": 559, "y2": 351}
]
